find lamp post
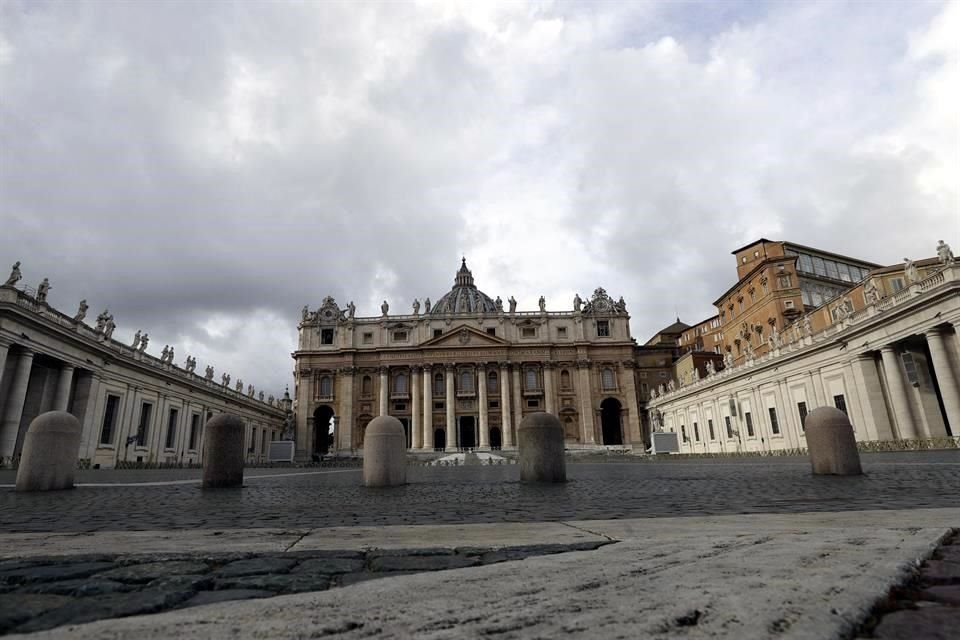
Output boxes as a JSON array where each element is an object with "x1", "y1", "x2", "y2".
[{"x1": 281, "y1": 387, "x2": 294, "y2": 441}]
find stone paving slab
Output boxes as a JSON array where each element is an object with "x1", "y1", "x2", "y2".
[
  {"x1": 3, "y1": 453, "x2": 959, "y2": 533},
  {"x1": 11, "y1": 522, "x2": 947, "y2": 639}
]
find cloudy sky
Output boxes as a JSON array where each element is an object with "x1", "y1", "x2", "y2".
[{"x1": 1, "y1": 0, "x2": 957, "y2": 396}]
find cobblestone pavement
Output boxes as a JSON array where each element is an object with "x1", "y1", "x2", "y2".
[
  {"x1": 857, "y1": 531, "x2": 960, "y2": 639},
  {"x1": 0, "y1": 542, "x2": 608, "y2": 635},
  {"x1": 2, "y1": 452, "x2": 959, "y2": 533}
]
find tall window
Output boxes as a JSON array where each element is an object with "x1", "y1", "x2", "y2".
[
  {"x1": 597, "y1": 321, "x2": 610, "y2": 337},
  {"x1": 136, "y1": 402, "x2": 153, "y2": 447},
  {"x1": 560, "y1": 369, "x2": 571, "y2": 390},
  {"x1": 680, "y1": 425, "x2": 688, "y2": 442},
  {"x1": 319, "y1": 375, "x2": 333, "y2": 397},
  {"x1": 393, "y1": 373, "x2": 408, "y2": 394},
  {"x1": 744, "y1": 412, "x2": 754, "y2": 437},
  {"x1": 487, "y1": 371, "x2": 498, "y2": 393},
  {"x1": 693, "y1": 422, "x2": 700, "y2": 441},
  {"x1": 321, "y1": 329, "x2": 334, "y2": 344},
  {"x1": 165, "y1": 408, "x2": 179, "y2": 449},
  {"x1": 434, "y1": 372, "x2": 444, "y2": 395},
  {"x1": 708, "y1": 419, "x2": 715, "y2": 440},
  {"x1": 361, "y1": 376, "x2": 372, "y2": 396},
  {"x1": 189, "y1": 414, "x2": 201, "y2": 450},
  {"x1": 725, "y1": 416, "x2": 733, "y2": 439},
  {"x1": 99, "y1": 395, "x2": 120, "y2": 445},
  {"x1": 601, "y1": 368, "x2": 616, "y2": 390},
  {"x1": 833, "y1": 394, "x2": 847, "y2": 415},
  {"x1": 525, "y1": 368, "x2": 539, "y2": 390},
  {"x1": 768, "y1": 407, "x2": 780, "y2": 435},
  {"x1": 459, "y1": 370, "x2": 473, "y2": 392},
  {"x1": 797, "y1": 402, "x2": 808, "y2": 431}
]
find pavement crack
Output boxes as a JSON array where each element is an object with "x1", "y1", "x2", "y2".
[
  {"x1": 560, "y1": 521, "x2": 618, "y2": 543},
  {"x1": 283, "y1": 529, "x2": 313, "y2": 552}
]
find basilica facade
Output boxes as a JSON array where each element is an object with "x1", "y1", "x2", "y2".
[{"x1": 292, "y1": 260, "x2": 661, "y2": 459}]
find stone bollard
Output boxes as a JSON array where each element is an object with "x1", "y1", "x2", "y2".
[
  {"x1": 202, "y1": 414, "x2": 245, "y2": 489},
  {"x1": 363, "y1": 415, "x2": 407, "y2": 487},
  {"x1": 518, "y1": 412, "x2": 566, "y2": 483},
  {"x1": 805, "y1": 406, "x2": 863, "y2": 476},
  {"x1": 16, "y1": 411, "x2": 82, "y2": 492}
]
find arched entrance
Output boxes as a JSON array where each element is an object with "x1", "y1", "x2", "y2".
[
  {"x1": 434, "y1": 428, "x2": 446, "y2": 451},
  {"x1": 600, "y1": 398, "x2": 623, "y2": 445},
  {"x1": 490, "y1": 427, "x2": 502, "y2": 450},
  {"x1": 313, "y1": 406, "x2": 335, "y2": 458}
]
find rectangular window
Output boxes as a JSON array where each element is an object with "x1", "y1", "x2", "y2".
[
  {"x1": 825, "y1": 260, "x2": 840, "y2": 280},
  {"x1": 797, "y1": 402, "x2": 808, "y2": 430},
  {"x1": 693, "y1": 422, "x2": 700, "y2": 441},
  {"x1": 434, "y1": 401, "x2": 444, "y2": 410},
  {"x1": 798, "y1": 254, "x2": 814, "y2": 274},
  {"x1": 433, "y1": 329, "x2": 443, "y2": 338},
  {"x1": 901, "y1": 353, "x2": 920, "y2": 386},
  {"x1": 99, "y1": 394, "x2": 121, "y2": 445},
  {"x1": 486, "y1": 327, "x2": 496, "y2": 336},
  {"x1": 744, "y1": 412, "x2": 755, "y2": 437},
  {"x1": 394, "y1": 403, "x2": 406, "y2": 411},
  {"x1": 778, "y1": 275, "x2": 791, "y2": 288},
  {"x1": 490, "y1": 400, "x2": 499, "y2": 409},
  {"x1": 889, "y1": 277, "x2": 905, "y2": 292},
  {"x1": 136, "y1": 402, "x2": 153, "y2": 447},
  {"x1": 837, "y1": 263, "x2": 852, "y2": 282},
  {"x1": 833, "y1": 394, "x2": 848, "y2": 415},
  {"x1": 526, "y1": 399, "x2": 539, "y2": 408},
  {"x1": 321, "y1": 329, "x2": 334, "y2": 344},
  {"x1": 596, "y1": 321, "x2": 610, "y2": 337},
  {"x1": 768, "y1": 407, "x2": 780, "y2": 435},
  {"x1": 812, "y1": 256, "x2": 827, "y2": 277},
  {"x1": 708, "y1": 419, "x2": 715, "y2": 440},
  {"x1": 724, "y1": 416, "x2": 733, "y2": 438},
  {"x1": 557, "y1": 327, "x2": 567, "y2": 338},
  {"x1": 393, "y1": 330, "x2": 407, "y2": 342},
  {"x1": 189, "y1": 414, "x2": 201, "y2": 450},
  {"x1": 521, "y1": 327, "x2": 537, "y2": 338},
  {"x1": 165, "y1": 408, "x2": 179, "y2": 449},
  {"x1": 680, "y1": 425, "x2": 688, "y2": 442},
  {"x1": 362, "y1": 332, "x2": 373, "y2": 344}
]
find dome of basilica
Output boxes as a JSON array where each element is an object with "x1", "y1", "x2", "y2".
[{"x1": 430, "y1": 259, "x2": 499, "y2": 315}]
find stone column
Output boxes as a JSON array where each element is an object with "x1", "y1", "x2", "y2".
[
  {"x1": 0, "y1": 341, "x2": 10, "y2": 391},
  {"x1": 478, "y1": 364, "x2": 489, "y2": 450},
  {"x1": 511, "y1": 365, "x2": 523, "y2": 446},
  {"x1": 53, "y1": 364, "x2": 75, "y2": 413},
  {"x1": 411, "y1": 366, "x2": 422, "y2": 450},
  {"x1": 0, "y1": 349, "x2": 34, "y2": 460},
  {"x1": 880, "y1": 345, "x2": 917, "y2": 439},
  {"x1": 499, "y1": 362, "x2": 512, "y2": 448},
  {"x1": 80, "y1": 374, "x2": 103, "y2": 460},
  {"x1": 445, "y1": 365, "x2": 456, "y2": 451},
  {"x1": 378, "y1": 367, "x2": 389, "y2": 417},
  {"x1": 422, "y1": 365, "x2": 434, "y2": 450},
  {"x1": 849, "y1": 354, "x2": 893, "y2": 441},
  {"x1": 577, "y1": 360, "x2": 596, "y2": 444},
  {"x1": 621, "y1": 362, "x2": 643, "y2": 445},
  {"x1": 338, "y1": 368, "x2": 354, "y2": 452},
  {"x1": 543, "y1": 364, "x2": 556, "y2": 415},
  {"x1": 926, "y1": 329, "x2": 960, "y2": 435}
]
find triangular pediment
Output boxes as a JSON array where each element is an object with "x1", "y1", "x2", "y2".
[{"x1": 421, "y1": 325, "x2": 509, "y2": 348}]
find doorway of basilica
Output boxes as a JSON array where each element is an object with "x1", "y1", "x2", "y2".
[
  {"x1": 600, "y1": 398, "x2": 624, "y2": 445},
  {"x1": 459, "y1": 415, "x2": 477, "y2": 450}
]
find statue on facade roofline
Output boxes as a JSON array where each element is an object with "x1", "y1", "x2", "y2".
[
  {"x1": 573, "y1": 293, "x2": 582, "y2": 312},
  {"x1": 616, "y1": 297, "x2": 626, "y2": 313},
  {"x1": 650, "y1": 388, "x2": 657, "y2": 400},
  {"x1": 103, "y1": 316, "x2": 116, "y2": 340},
  {"x1": 259, "y1": 391, "x2": 264, "y2": 401},
  {"x1": 4, "y1": 261, "x2": 22, "y2": 287},
  {"x1": 802, "y1": 315, "x2": 813, "y2": 337},
  {"x1": 184, "y1": 355, "x2": 196, "y2": 373},
  {"x1": 36, "y1": 278, "x2": 51, "y2": 303},
  {"x1": 236, "y1": 378, "x2": 243, "y2": 392},
  {"x1": 222, "y1": 372, "x2": 230, "y2": 386},
  {"x1": 495, "y1": 296, "x2": 503, "y2": 312},
  {"x1": 667, "y1": 379, "x2": 676, "y2": 392},
  {"x1": 167, "y1": 346, "x2": 174, "y2": 363},
  {"x1": 705, "y1": 360, "x2": 715, "y2": 376},
  {"x1": 161, "y1": 346, "x2": 170, "y2": 362},
  {"x1": 248, "y1": 384, "x2": 254, "y2": 397},
  {"x1": 347, "y1": 301, "x2": 356, "y2": 319},
  {"x1": 508, "y1": 296, "x2": 517, "y2": 313},
  {"x1": 864, "y1": 278, "x2": 881, "y2": 305},
  {"x1": 424, "y1": 298, "x2": 431, "y2": 314},
  {"x1": 937, "y1": 240, "x2": 954, "y2": 266},
  {"x1": 412, "y1": 298, "x2": 420, "y2": 315},
  {"x1": 538, "y1": 296, "x2": 546, "y2": 312},
  {"x1": 204, "y1": 365, "x2": 214, "y2": 380},
  {"x1": 74, "y1": 299, "x2": 88, "y2": 323},
  {"x1": 132, "y1": 330, "x2": 142, "y2": 350},
  {"x1": 904, "y1": 257, "x2": 920, "y2": 283},
  {"x1": 381, "y1": 300, "x2": 389, "y2": 316},
  {"x1": 301, "y1": 305, "x2": 309, "y2": 322},
  {"x1": 139, "y1": 332, "x2": 149, "y2": 352}
]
